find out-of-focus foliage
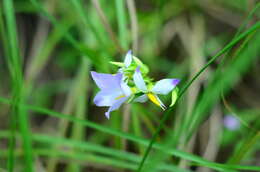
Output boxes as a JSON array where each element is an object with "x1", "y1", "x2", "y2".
[{"x1": 0, "y1": 0, "x2": 259, "y2": 171}]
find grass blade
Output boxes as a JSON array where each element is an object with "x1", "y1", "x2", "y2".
[
  {"x1": 0, "y1": 97, "x2": 260, "y2": 171},
  {"x1": 3, "y1": 0, "x2": 33, "y2": 171},
  {"x1": 136, "y1": 21, "x2": 260, "y2": 171}
]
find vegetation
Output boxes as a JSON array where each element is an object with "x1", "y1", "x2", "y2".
[{"x1": 0, "y1": 0, "x2": 259, "y2": 171}]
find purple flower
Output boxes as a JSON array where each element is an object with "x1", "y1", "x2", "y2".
[
  {"x1": 133, "y1": 67, "x2": 180, "y2": 110},
  {"x1": 91, "y1": 71, "x2": 132, "y2": 119},
  {"x1": 223, "y1": 115, "x2": 240, "y2": 130}
]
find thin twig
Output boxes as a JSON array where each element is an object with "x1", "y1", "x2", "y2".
[
  {"x1": 136, "y1": 19, "x2": 260, "y2": 172},
  {"x1": 121, "y1": 0, "x2": 138, "y2": 150},
  {"x1": 126, "y1": 0, "x2": 138, "y2": 53},
  {"x1": 197, "y1": 105, "x2": 222, "y2": 172},
  {"x1": 122, "y1": 104, "x2": 131, "y2": 149},
  {"x1": 91, "y1": 0, "x2": 123, "y2": 53},
  {"x1": 177, "y1": 15, "x2": 206, "y2": 169},
  {"x1": 25, "y1": 19, "x2": 50, "y2": 81}
]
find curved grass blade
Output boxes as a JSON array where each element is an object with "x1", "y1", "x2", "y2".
[
  {"x1": 0, "y1": 131, "x2": 191, "y2": 172},
  {"x1": 29, "y1": 0, "x2": 101, "y2": 66},
  {"x1": 136, "y1": 21, "x2": 260, "y2": 171},
  {"x1": 0, "y1": 97, "x2": 260, "y2": 171}
]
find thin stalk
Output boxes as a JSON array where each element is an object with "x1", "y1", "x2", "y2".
[
  {"x1": 0, "y1": 4, "x2": 16, "y2": 171},
  {"x1": 66, "y1": 58, "x2": 90, "y2": 171},
  {"x1": 91, "y1": 0, "x2": 124, "y2": 53},
  {"x1": 115, "y1": 0, "x2": 128, "y2": 49},
  {"x1": 0, "y1": 96, "x2": 260, "y2": 171},
  {"x1": 126, "y1": 0, "x2": 138, "y2": 52},
  {"x1": 3, "y1": 0, "x2": 33, "y2": 171},
  {"x1": 30, "y1": 0, "x2": 101, "y2": 65},
  {"x1": 136, "y1": 21, "x2": 260, "y2": 172}
]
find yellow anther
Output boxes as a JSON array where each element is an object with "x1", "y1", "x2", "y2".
[
  {"x1": 147, "y1": 93, "x2": 161, "y2": 108},
  {"x1": 115, "y1": 95, "x2": 125, "y2": 100}
]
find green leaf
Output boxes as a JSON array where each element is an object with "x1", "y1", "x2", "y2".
[{"x1": 170, "y1": 88, "x2": 179, "y2": 107}]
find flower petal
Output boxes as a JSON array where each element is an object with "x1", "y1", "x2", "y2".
[
  {"x1": 134, "y1": 94, "x2": 148, "y2": 103},
  {"x1": 105, "y1": 97, "x2": 128, "y2": 119},
  {"x1": 124, "y1": 50, "x2": 132, "y2": 67},
  {"x1": 152, "y1": 79, "x2": 180, "y2": 95},
  {"x1": 147, "y1": 93, "x2": 166, "y2": 110},
  {"x1": 133, "y1": 66, "x2": 147, "y2": 92},
  {"x1": 121, "y1": 81, "x2": 132, "y2": 96},
  {"x1": 93, "y1": 90, "x2": 122, "y2": 107},
  {"x1": 91, "y1": 71, "x2": 122, "y2": 90}
]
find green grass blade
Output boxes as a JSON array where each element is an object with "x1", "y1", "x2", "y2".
[
  {"x1": 228, "y1": 131, "x2": 260, "y2": 164},
  {"x1": 4, "y1": 0, "x2": 33, "y2": 172},
  {"x1": 66, "y1": 58, "x2": 90, "y2": 171},
  {"x1": 178, "y1": 21, "x2": 260, "y2": 99},
  {"x1": 0, "y1": 97, "x2": 260, "y2": 171},
  {"x1": 29, "y1": 0, "x2": 102, "y2": 66},
  {"x1": 0, "y1": 131, "x2": 191, "y2": 172},
  {"x1": 186, "y1": 31, "x2": 259, "y2": 139},
  {"x1": 3, "y1": 0, "x2": 33, "y2": 171},
  {"x1": 136, "y1": 21, "x2": 260, "y2": 171},
  {"x1": 115, "y1": 0, "x2": 128, "y2": 49},
  {"x1": 0, "y1": 4, "x2": 16, "y2": 171},
  {"x1": 70, "y1": 0, "x2": 105, "y2": 46}
]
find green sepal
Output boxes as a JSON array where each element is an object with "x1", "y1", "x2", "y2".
[
  {"x1": 124, "y1": 65, "x2": 137, "y2": 71},
  {"x1": 170, "y1": 87, "x2": 179, "y2": 107},
  {"x1": 140, "y1": 64, "x2": 149, "y2": 74},
  {"x1": 133, "y1": 56, "x2": 149, "y2": 74},
  {"x1": 109, "y1": 61, "x2": 125, "y2": 67},
  {"x1": 132, "y1": 56, "x2": 143, "y2": 66}
]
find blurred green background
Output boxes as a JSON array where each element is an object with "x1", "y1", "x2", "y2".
[{"x1": 0, "y1": 0, "x2": 260, "y2": 171}]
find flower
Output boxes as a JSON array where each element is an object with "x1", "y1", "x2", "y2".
[
  {"x1": 223, "y1": 115, "x2": 240, "y2": 130},
  {"x1": 91, "y1": 71, "x2": 132, "y2": 119},
  {"x1": 91, "y1": 50, "x2": 180, "y2": 118},
  {"x1": 133, "y1": 66, "x2": 180, "y2": 110}
]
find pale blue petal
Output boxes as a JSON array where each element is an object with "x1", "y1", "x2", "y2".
[
  {"x1": 124, "y1": 50, "x2": 132, "y2": 67},
  {"x1": 91, "y1": 71, "x2": 122, "y2": 90},
  {"x1": 134, "y1": 94, "x2": 148, "y2": 103},
  {"x1": 152, "y1": 79, "x2": 180, "y2": 95},
  {"x1": 93, "y1": 90, "x2": 122, "y2": 107},
  {"x1": 105, "y1": 97, "x2": 128, "y2": 119},
  {"x1": 121, "y1": 81, "x2": 132, "y2": 96},
  {"x1": 133, "y1": 67, "x2": 147, "y2": 92}
]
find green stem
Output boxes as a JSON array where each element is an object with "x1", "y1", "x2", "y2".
[
  {"x1": 136, "y1": 21, "x2": 260, "y2": 171},
  {"x1": 0, "y1": 96, "x2": 260, "y2": 171},
  {"x1": 3, "y1": 0, "x2": 33, "y2": 171},
  {"x1": 115, "y1": 0, "x2": 128, "y2": 49}
]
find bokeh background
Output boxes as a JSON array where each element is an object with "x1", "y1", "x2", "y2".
[{"x1": 0, "y1": 0, "x2": 260, "y2": 171}]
